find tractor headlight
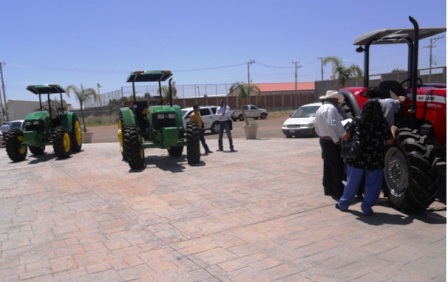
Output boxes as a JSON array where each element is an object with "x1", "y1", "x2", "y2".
[
  {"x1": 157, "y1": 114, "x2": 164, "y2": 119},
  {"x1": 168, "y1": 113, "x2": 176, "y2": 119}
]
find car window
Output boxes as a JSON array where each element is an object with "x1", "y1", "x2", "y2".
[
  {"x1": 199, "y1": 108, "x2": 210, "y2": 116},
  {"x1": 210, "y1": 107, "x2": 217, "y2": 114},
  {"x1": 10, "y1": 121, "x2": 24, "y2": 129},
  {"x1": 292, "y1": 106, "x2": 320, "y2": 118}
]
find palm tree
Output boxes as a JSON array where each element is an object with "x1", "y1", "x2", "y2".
[
  {"x1": 159, "y1": 81, "x2": 177, "y2": 101},
  {"x1": 228, "y1": 82, "x2": 261, "y2": 125},
  {"x1": 65, "y1": 85, "x2": 98, "y2": 132},
  {"x1": 322, "y1": 56, "x2": 363, "y2": 87}
]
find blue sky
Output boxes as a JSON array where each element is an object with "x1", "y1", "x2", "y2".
[{"x1": 1, "y1": 0, "x2": 446, "y2": 108}]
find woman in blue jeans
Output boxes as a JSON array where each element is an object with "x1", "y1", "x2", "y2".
[{"x1": 336, "y1": 99, "x2": 394, "y2": 216}]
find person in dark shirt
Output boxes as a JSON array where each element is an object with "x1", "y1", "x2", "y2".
[{"x1": 336, "y1": 99, "x2": 394, "y2": 216}]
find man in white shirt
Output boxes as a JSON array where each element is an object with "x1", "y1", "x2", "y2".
[
  {"x1": 1, "y1": 122, "x2": 11, "y2": 145},
  {"x1": 314, "y1": 90, "x2": 346, "y2": 200},
  {"x1": 366, "y1": 86, "x2": 405, "y2": 126},
  {"x1": 216, "y1": 99, "x2": 235, "y2": 152}
]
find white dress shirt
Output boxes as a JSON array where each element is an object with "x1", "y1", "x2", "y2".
[
  {"x1": 216, "y1": 105, "x2": 231, "y2": 122},
  {"x1": 314, "y1": 102, "x2": 345, "y2": 143}
]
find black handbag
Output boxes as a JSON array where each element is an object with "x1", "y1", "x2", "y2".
[{"x1": 341, "y1": 126, "x2": 362, "y2": 159}]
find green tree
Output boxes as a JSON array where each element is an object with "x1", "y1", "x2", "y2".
[
  {"x1": 322, "y1": 56, "x2": 363, "y2": 87},
  {"x1": 228, "y1": 82, "x2": 261, "y2": 125},
  {"x1": 65, "y1": 85, "x2": 98, "y2": 132}
]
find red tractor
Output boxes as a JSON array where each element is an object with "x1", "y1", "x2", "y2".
[{"x1": 337, "y1": 17, "x2": 446, "y2": 212}]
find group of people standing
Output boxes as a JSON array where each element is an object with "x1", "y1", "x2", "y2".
[
  {"x1": 315, "y1": 86, "x2": 402, "y2": 216},
  {"x1": 189, "y1": 99, "x2": 236, "y2": 155}
]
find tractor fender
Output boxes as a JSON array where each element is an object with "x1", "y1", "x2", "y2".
[{"x1": 120, "y1": 107, "x2": 136, "y2": 127}]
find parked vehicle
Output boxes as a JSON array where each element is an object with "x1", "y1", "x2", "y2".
[
  {"x1": 117, "y1": 70, "x2": 200, "y2": 170},
  {"x1": 231, "y1": 104, "x2": 268, "y2": 121},
  {"x1": 337, "y1": 17, "x2": 446, "y2": 212},
  {"x1": 5, "y1": 84, "x2": 82, "y2": 162},
  {"x1": 282, "y1": 102, "x2": 321, "y2": 137},
  {"x1": 1, "y1": 120, "x2": 25, "y2": 146},
  {"x1": 181, "y1": 106, "x2": 220, "y2": 134}
]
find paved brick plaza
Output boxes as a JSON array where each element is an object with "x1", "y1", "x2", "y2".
[{"x1": 0, "y1": 138, "x2": 445, "y2": 281}]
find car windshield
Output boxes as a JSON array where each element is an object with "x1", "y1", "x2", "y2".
[
  {"x1": 10, "y1": 121, "x2": 23, "y2": 129},
  {"x1": 291, "y1": 106, "x2": 320, "y2": 118}
]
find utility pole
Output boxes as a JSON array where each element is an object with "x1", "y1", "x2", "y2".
[
  {"x1": 0, "y1": 62, "x2": 7, "y2": 121},
  {"x1": 424, "y1": 35, "x2": 444, "y2": 83},
  {"x1": 292, "y1": 61, "x2": 302, "y2": 107},
  {"x1": 247, "y1": 60, "x2": 255, "y2": 94},
  {"x1": 317, "y1": 57, "x2": 324, "y2": 81}
]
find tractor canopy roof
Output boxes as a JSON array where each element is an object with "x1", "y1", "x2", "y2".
[
  {"x1": 126, "y1": 70, "x2": 173, "y2": 83},
  {"x1": 354, "y1": 27, "x2": 446, "y2": 46},
  {"x1": 26, "y1": 84, "x2": 66, "y2": 94}
]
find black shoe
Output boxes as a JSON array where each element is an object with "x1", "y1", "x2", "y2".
[
  {"x1": 217, "y1": 148, "x2": 223, "y2": 152},
  {"x1": 204, "y1": 151, "x2": 209, "y2": 155},
  {"x1": 207, "y1": 150, "x2": 213, "y2": 154},
  {"x1": 230, "y1": 148, "x2": 237, "y2": 152}
]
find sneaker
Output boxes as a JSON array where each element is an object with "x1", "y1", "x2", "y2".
[{"x1": 335, "y1": 203, "x2": 347, "y2": 212}]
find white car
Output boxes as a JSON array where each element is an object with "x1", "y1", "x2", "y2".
[
  {"x1": 282, "y1": 102, "x2": 321, "y2": 137},
  {"x1": 181, "y1": 106, "x2": 221, "y2": 134}
]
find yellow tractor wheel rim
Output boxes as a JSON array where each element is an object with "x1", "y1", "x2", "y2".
[
  {"x1": 74, "y1": 121, "x2": 82, "y2": 144},
  {"x1": 63, "y1": 133, "x2": 71, "y2": 152},
  {"x1": 17, "y1": 135, "x2": 26, "y2": 154}
]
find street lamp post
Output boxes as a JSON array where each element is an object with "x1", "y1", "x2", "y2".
[
  {"x1": 247, "y1": 60, "x2": 255, "y2": 94},
  {"x1": 97, "y1": 83, "x2": 102, "y2": 107}
]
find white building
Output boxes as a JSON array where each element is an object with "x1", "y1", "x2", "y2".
[{"x1": 6, "y1": 100, "x2": 41, "y2": 121}]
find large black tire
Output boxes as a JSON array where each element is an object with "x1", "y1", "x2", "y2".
[
  {"x1": 168, "y1": 146, "x2": 183, "y2": 156},
  {"x1": 384, "y1": 128, "x2": 440, "y2": 212},
  {"x1": 260, "y1": 113, "x2": 267, "y2": 119},
  {"x1": 70, "y1": 114, "x2": 82, "y2": 153},
  {"x1": 5, "y1": 129, "x2": 27, "y2": 162},
  {"x1": 53, "y1": 126, "x2": 72, "y2": 159},
  {"x1": 238, "y1": 114, "x2": 244, "y2": 121},
  {"x1": 29, "y1": 146, "x2": 45, "y2": 155},
  {"x1": 123, "y1": 126, "x2": 145, "y2": 169},
  {"x1": 186, "y1": 122, "x2": 200, "y2": 165}
]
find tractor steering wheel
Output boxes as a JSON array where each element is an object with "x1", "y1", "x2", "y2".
[{"x1": 400, "y1": 77, "x2": 423, "y2": 89}]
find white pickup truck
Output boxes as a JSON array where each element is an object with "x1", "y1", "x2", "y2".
[{"x1": 231, "y1": 104, "x2": 268, "y2": 121}]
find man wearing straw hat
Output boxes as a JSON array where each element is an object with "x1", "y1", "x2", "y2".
[{"x1": 314, "y1": 90, "x2": 346, "y2": 200}]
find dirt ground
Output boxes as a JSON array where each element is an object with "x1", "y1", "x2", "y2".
[{"x1": 88, "y1": 111, "x2": 299, "y2": 143}]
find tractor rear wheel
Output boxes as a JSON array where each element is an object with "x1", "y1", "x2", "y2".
[
  {"x1": 5, "y1": 129, "x2": 27, "y2": 162},
  {"x1": 384, "y1": 128, "x2": 440, "y2": 212},
  {"x1": 29, "y1": 146, "x2": 45, "y2": 155},
  {"x1": 53, "y1": 126, "x2": 72, "y2": 159},
  {"x1": 186, "y1": 122, "x2": 200, "y2": 165},
  {"x1": 123, "y1": 126, "x2": 145, "y2": 169},
  {"x1": 70, "y1": 114, "x2": 82, "y2": 153}
]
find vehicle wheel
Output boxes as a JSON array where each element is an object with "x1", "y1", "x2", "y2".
[
  {"x1": 168, "y1": 146, "x2": 183, "y2": 156},
  {"x1": 5, "y1": 129, "x2": 27, "y2": 162},
  {"x1": 260, "y1": 113, "x2": 267, "y2": 119},
  {"x1": 53, "y1": 126, "x2": 71, "y2": 159},
  {"x1": 70, "y1": 114, "x2": 82, "y2": 153},
  {"x1": 384, "y1": 128, "x2": 440, "y2": 212},
  {"x1": 29, "y1": 146, "x2": 45, "y2": 155},
  {"x1": 211, "y1": 121, "x2": 220, "y2": 134},
  {"x1": 238, "y1": 114, "x2": 244, "y2": 121},
  {"x1": 338, "y1": 101, "x2": 353, "y2": 120},
  {"x1": 117, "y1": 113, "x2": 125, "y2": 160},
  {"x1": 186, "y1": 122, "x2": 200, "y2": 165},
  {"x1": 123, "y1": 126, "x2": 145, "y2": 169}
]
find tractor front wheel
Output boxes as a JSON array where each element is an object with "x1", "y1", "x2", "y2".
[
  {"x1": 53, "y1": 126, "x2": 72, "y2": 159},
  {"x1": 5, "y1": 129, "x2": 27, "y2": 162},
  {"x1": 70, "y1": 114, "x2": 83, "y2": 153},
  {"x1": 186, "y1": 122, "x2": 200, "y2": 165},
  {"x1": 29, "y1": 146, "x2": 45, "y2": 155},
  {"x1": 123, "y1": 126, "x2": 145, "y2": 170}
]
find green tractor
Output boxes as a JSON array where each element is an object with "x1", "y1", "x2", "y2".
[
  {"x1": 5, "y1": 84, "x2": 82, "y2": 162},
  {"x1": 117, "y1": 70, "x2": 200, "y2": 170}
]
